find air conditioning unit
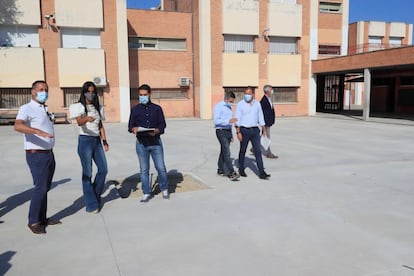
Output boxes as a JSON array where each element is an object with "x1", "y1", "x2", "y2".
[
  {"x1": 93, "y1": 76, "x2": 107, "y2": 86},
  {"x1": 179, "y1": 77, "x2": 190, "y2": 87}
]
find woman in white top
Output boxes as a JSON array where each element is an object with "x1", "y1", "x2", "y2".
[{"x1": 69, "y1": 81, "x2": 109, "y2": 213}]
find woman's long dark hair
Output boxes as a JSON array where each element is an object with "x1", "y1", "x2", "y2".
[{"x1": 78, "y1": 81, "x2": 102, "y2": 118}]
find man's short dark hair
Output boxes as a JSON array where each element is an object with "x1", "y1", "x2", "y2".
[
  {"x1": 224, "y1": 92, "x2": 236, "y2": 100},
  {"x1": 138, "y1": 84, "x2": 151, "y2": 93},
  {"x1": 32, "y1": 80, "x2": 46, "y2": 90}
]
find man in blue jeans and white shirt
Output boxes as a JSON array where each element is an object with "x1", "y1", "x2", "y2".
[
  {"x1": 128, "y1": 84, "x2": 169, "y2": 203},
  {"x1": 213, "y1": 92, "x2": 240, "y2": 181}
]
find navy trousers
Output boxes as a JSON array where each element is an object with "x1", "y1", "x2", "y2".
[{"x1": 26, "y1": 151, "x2": 55, "y2": 224}]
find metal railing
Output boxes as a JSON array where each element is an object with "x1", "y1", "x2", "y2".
[{"x1": 348, "y1": 43, "x2": 409, "y2": 55}]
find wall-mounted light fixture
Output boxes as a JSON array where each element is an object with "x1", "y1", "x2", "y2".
[
  {"x1": 261, "y1": 27, "x2": 270, "y2": 42},
  {"x1": 44, "y1": 14, "x2": 55, "y2": 30}
]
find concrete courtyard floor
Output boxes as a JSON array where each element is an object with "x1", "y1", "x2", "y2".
[{"x1": 1, "y1": 115, "x2": 414, "y2": 276}]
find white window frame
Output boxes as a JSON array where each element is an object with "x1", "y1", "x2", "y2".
[
  {"x1": 223, "y1": 34, "x2": 255, "y2": 53},
  {"x1": 129, "y1": 37, "x2": 186, "y2": 51},
  {"x1": 389, "y1": 37, "x2": 402, "y2": 47},
  {"x1": 60, "y1": 27, "x2": 101, "y2": 49},
  {"x1": 269, "y1": 36, "x2": 298, "y2": 54},
  {"x1": 319, "y1": 2, "x2": 342, "y2": 13},
  {"x1": 0, "y1": 25, "x2": 39, "y2": 47}
]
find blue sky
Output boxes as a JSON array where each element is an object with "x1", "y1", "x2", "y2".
[{"x1": 349, "y1": 0, "x2": 413, "y2": 24}]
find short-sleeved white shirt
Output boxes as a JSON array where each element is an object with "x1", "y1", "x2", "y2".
[
  {"x1": 16, "y1": 100, "x2": 55, "y2": 150},
  {"x1": 69, "y1": 102, "x2": 104, "y2": 137}
]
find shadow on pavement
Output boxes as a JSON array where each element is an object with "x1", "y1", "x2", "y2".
[
  {"x1": 0, "y1": 178, "x2": 71, "y2": 221},
  {"x1": 0, "y1": 250, "x2": 16, "y2": 276}
]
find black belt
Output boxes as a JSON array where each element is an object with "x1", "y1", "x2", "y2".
[
  {"x1": 240, "y1": 126, "x2": 258, "y2": 129},
  {"x1": 216, "y1": 128, "x2": 231, "y2": 131},
  {"x1": 25, "y1": 149, "x2": 52, "y2": 154}
]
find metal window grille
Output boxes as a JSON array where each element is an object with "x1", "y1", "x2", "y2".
[
  {"x1": 319, "y1": 2, "x2": 341, "y2": 13},
  {"x1": 273, "y1": 87, "x2": 297, "y2": 103},
  {"x1": 63, "y1": 88, "x2": 104, "y2": 107},
  {"x1": 318, "y1": 45, "x2": 341, "y2": 55},
  {"x1": 128, "y1": 37, "x2": 186, "y2": 50},
  {"x1": 224, "y1": 35, "x2": 255, "y2": 53},
  {"x1": 0, "y1": 88, "x2": 31, "y2": 109},
  {"x1": 224, "y1": 87, "x2": 257, "y2": 103},
  {"x1": 269, "y1": 36, "x2": 297, "y2": 54},
  {"x1": 130, "y1": 88, "x2": 188, "y2": 100}
]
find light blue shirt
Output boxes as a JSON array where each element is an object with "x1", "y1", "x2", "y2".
[
  {"x1": 213, "y1": 100, "x2": 233, "y2": 129},
  {"x1": 235, "y1": 99, "x2": 265, "y2": 127}
]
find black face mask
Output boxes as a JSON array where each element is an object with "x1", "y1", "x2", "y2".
[{"x1": 85, "y1": 93, "x2": 96, "y2": 101}]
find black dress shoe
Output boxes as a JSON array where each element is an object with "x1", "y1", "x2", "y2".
[
  {"x1": 28, "y1": 223, "x2": 46, "y2": 234},
  {"x1": 239, "y1": 170, "x2": 247, "y2": 177},
  {"x1": 259, "y1": 171, "x2": 271, "y2": 179}
]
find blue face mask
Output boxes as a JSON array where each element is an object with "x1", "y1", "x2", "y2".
[
  {"x1": 244, "y1": 94, "x2": 253, "y2": 102},
  {"x1": 139, "y1": 95, "x2": 149, "y2": 105},
  {"x1": 225, "y1": 101, "x2": 232, "y2": 108},
  {"x1": 36, "y1": 91, "x2": 48, "y2": 103},
  {"x1": 271, "y1": 89, "x2": 274, "y2": 95}
]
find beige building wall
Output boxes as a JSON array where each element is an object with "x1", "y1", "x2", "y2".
[
  {"x1": 268, "y1": 3, "x2": 302, "y2": 37},
  {"x1": 222, "y1": 53, "x2": 259, "y2": 86},
  {"x1": 55, "y1": 0, "x2": 103, "y2": 28},
  {"x1": 368, "y1": 21, "x2": 386, "y2": 37},
  {"x1": 116, "y1": 0, "x2": 131, "y2": 122},
  {"x1": 0, "y1": 48, "x2": 44, "y2": 87},
  {"x1": 13, "y1": 0, "x2": 41, "y2": 25},
  {"x1": 222, "y1": 0, "x2": 259, "y2": 35},
  {"x1": 268, "y1": 55, "x2": 302, "y2": 86},
  {"x1": 57, "y1": 49, "x2": 106, "y2": 87}
]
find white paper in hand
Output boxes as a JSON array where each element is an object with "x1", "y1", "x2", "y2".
[{"x1": 260, "y1": 135, "x2": 271, "y2": 151}]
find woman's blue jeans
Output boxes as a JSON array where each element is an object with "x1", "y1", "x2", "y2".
[
  {"x1": 77, "y1": 135, "x2": 108, "y2": 212},
  {"x1": 135, "y1": 138, "x2": 168, "y2": 195}
]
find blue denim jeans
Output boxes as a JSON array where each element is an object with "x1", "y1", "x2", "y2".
[
  {"x1": 77, "y1": 135, "x2": 108, "y2": 212},
  {"x1": 216, "y1": 129, "x2": 235, "y2": 175},
  {"x1": 238, "y1": 127, "x2": 264, "y2": 174},
  {"x1": 135, "y1": 138, "x2": 168, "y2": 195},
  {"x1": 26, "y1": 151, "x2": 55, "y2": 224}
]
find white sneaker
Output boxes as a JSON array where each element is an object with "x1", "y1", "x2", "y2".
[
  {"x1": 162, "y1": 190, "x2": 170, "y2": 199},
  {"x1": 140, "y1": 194, "x2": 151, "y2": 203}
]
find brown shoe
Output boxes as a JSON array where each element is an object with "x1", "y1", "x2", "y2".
[
  {"x1": 43, "y1": 218, "x2": 62, "y2": 226},
  {"x1": 266, "y1": 153, "x2": 278, "y2": 159},
  {"x1": 28, "y1": 223, "x2": 46, "y2": 234}
]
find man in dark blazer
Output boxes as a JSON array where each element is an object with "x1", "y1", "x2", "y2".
[{"x1": 260, "y1": 84, "x2": 278, "y2": 159}]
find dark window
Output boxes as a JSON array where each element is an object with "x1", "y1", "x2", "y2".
[
  {"x1": 63, "y1": 88, "x2": 104, "y2": 107},
  {"x1": 224, "y1": 87, "x2": 257, "y2": 103},
  {"x1": 128, "y1": 37, "x2": 186, "y2": 50},
  {"x1": 319, "y1": 2, "x2": 341, "y2": 13},
  {"x1": 400, "y1": 76, "x2": 414, "y2": 86},
  {"x1": 130, "y1": 88, "x2": 188, "y2": 100},
  {"x1": 0, "y1": 88, "x2": 31, "y2": 109},
  {"x1": 398, "y1": 90, "x2": 414, "y2": 106},
  {"x1": 319, "y1": 45, "x2": 341, "y2": 55},
  {"x1": 273, "y1": 87, "x2": 298, "y2": 103}
]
